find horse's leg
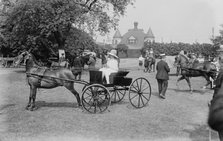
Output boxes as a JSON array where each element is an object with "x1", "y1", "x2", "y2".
[
  {"x1": 26, "y1": 86, "x2": 33, "y2": 110},
  {"x1": 203, "y1": 74, "x2": 212, "y2": 89},
  {"x1": 64, "y1": 82, "x2": 81, "y2": 107},
  {"x1": 176, "y1": 67, "x2": 180, "y2": 76},
  {"x1": 30, "y1": 87, "x2": 37, "y2": 111},
  {"x1": 184, "y1": 76, "x2": 192, "y2": 93},
  {"x1": 176, "y1": 75, "x2": 185, "y2": 87},
  {"x1": 148, "y1": 63, "x2": 151, "y2": 73}
]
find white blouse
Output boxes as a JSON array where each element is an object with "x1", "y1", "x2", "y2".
[{"x1": 107, "y1": 58, "x2": 119, "y2": 71}]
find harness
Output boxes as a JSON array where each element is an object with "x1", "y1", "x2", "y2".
[{"x1": 26, "y1": 67, "x2": 47, "y2": 86}]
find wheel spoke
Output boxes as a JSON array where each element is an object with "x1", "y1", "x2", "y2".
[
  {"x1": 84, "y1": 93, "x2": 92, "y2": 99},
  {"x1": 130, "y1": 93, "x2": 138, "y2": 100},
  {"x1": 136, "y1": 80, "x2": 140, "y2": 91},
  {"x1": 132, "y1": 84, "x2": 139, "y2": 92},
  {"x1": 86, "y1": 103, "x2": 94, "y2": 111},
  {"x1": 140, "y1": 79, "x2": 143, "y2": 91},
  {"x1": 140, "y1": 95, "x2": 145, "y2": 106},
  {"x1": 116, "y1": 91, "x2": 121, "y2": 100},
  {"x1": 138, "y1": 95, "x2": 141, "y2": 107},
  {"x1": 114, "y1": 91, "x2": 117, "y2": 101},
  {"x1": 94, "y1": 102, "x2": 97, "y2": 113},
  {"x1": 141, "y1": 94, "x2": 150, "y2": 101},
  {"x1": 142, "y1": 92, "x2": 151, "y2": 95},
  {"x1": 141, "y1": 86, "x2": 150, "y2": 92}
]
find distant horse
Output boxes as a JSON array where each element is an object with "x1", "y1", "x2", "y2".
[
  {"x1": 175, "y1": 54, "x2": 217, "y2": 92},
  {"x1": 208, "y1": 71, "x2": 223, "y2": 141},
  {"x1": 14, "y1": 51, "x2": 84, "y2": 111},
  {"x1": 144, "y1": 56, "x2": 156, "y2": 73}
]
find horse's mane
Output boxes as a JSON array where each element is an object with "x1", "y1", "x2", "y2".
[
  {"x1": 179, "y1": 54, "x2": 189, "y2": 62},
  {"x1": 28, "y1": 53, "x2": 42, "y2": 67}
]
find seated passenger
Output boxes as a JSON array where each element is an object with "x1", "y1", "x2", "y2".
[{"x1": 99, "y1": 49, "x2": 119, "y2": 84}]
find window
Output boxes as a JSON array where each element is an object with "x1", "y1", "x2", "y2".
[{"x1": 128, "y1": 36, "x2": 136, "y2": 44}]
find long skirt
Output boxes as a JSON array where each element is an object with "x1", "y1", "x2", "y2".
[{"x1": 99, "y1": 67, "x2": 117, "y2": 84}]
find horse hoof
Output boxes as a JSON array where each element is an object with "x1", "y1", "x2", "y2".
[
  {"x1": 25, "y1": 105, "x2": 30, "y2": 110},
  {"x1": 30, "y1": 106, "x2": 38, "y2": 111}
]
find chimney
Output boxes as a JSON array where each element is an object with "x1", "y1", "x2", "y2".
[{"x1": 134, "y1": 22, "x2": 138, "y2": 29}]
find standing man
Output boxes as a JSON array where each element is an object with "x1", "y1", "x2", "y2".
[{"x1": 156, "y1": 53, "x2": 170, "y2": 99}]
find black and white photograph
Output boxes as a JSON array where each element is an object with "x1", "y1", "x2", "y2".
[{"x1": 0, "y1": 0, "x2": 223, "y2": 140}]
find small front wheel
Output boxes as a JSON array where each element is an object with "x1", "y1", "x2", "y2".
[
  {"x1": 129, "y1": 77, "x2": 151, "y2": 108},
  {"x1": 81, "y1": 84, "x2": 110, "y2": 114},
  {"x1": 110, "y1": 86, "x2": 127, "y2": 103}
]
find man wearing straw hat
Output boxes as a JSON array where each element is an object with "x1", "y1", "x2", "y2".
[
  {"x1": 99, "y1": 49, "x2": 119, "y2": 84},
  {"x1": 156, "y1": 53, "x2": 170, "y2": 99}
]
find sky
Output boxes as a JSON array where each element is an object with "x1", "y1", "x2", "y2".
[{"x1": 97, "y1": 0, "x2": 223, "y2": 44}]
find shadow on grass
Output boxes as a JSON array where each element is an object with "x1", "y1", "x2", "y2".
[
  {"x1": 13, "y1": 69, "x2": 26, "y2": 73},
  {"x1": 168, "y1": 87, "x2": 207, "y2": 95},
  {"x1": 169, "y1": 73, "x2": 178, "y2": 76},
  {"x1": 35, "y1": 101, "x2": 78, "y2": 108},
  {"x1": 183, "y1": 124, "x2": 219, "y2": 141}
]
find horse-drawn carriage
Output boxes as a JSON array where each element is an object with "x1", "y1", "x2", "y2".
[
  {"x1": 14, "y1": 51, "x2": 152, "y2": 114},
  {"x1": 81, "y1": 70, "x2": 151, "y2": 113}
]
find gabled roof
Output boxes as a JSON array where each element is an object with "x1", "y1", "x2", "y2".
[
  {"x1": 120, "y1": 28, "x2": 146, "y2": 48},
  {"x1": 113, "y1": 29, "x2": 122, "y2": 38},
  {"x1": 146, "y1": 27, "x2": 155, "y2": 38}
]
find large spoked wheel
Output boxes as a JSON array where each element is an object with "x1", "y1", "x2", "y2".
[
  {"x1": 110, "y1": 86, "x2": 127, "y2": 103},
  {"x1": 129, "y1": 77, "x2": 151, "y2": 108},
  {"x1": 81, "y1": 84, "x2": 111, "y2": 114}
]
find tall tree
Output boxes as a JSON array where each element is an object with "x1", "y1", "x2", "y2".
[
  {"x1": 211, "y1": 24, "x2": 223, "y2": 47},
  {"x1": 0, "y1": 0, "x2": 134, "y2": 58}
]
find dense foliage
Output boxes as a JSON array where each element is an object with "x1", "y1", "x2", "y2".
[
  {"x1": 142, "y1": 42, "x2": 218, "y2": 58},
  {"x1": 0, "y1": 0, "x2": 134, "y2": 60}
]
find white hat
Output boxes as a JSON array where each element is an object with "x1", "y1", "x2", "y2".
[{"x1": 108, "y1": 49, "x2": 118, "y2": 58}]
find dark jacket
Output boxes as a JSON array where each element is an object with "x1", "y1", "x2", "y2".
[{"x1": 156, "y1": 59, "x2": 170, "y2": 80}]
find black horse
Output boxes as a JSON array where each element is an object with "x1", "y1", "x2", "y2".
[
  {"x1": 144, "y1": 56, "x2": 156, "y2": 73},
  {"x1": 175, "y1": 54, "x2": 217, "y2": 92},
  {"x1": 14, "y1": 51, "x2": 88, "y2": 111}
]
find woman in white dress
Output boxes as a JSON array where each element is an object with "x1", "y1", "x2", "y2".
[{"x1": 99, "y1": 49, "x2": 119, "y2": 84}]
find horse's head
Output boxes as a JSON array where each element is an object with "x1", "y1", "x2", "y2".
[{"x1": 14, "y1": 51, "x2": 31, "y2": 67}]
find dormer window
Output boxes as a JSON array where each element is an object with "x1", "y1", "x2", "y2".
[{"x1": 128, "y1": 36, "x2": 136, "y2": 44}]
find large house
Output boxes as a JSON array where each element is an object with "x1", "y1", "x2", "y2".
[{"x1": 112, "y1": 22, "x2": 155, "y2": 49}]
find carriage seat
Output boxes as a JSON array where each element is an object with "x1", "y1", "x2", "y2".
[{"x1": 89, "y1": 70, "x2": 132, "y2": 86}]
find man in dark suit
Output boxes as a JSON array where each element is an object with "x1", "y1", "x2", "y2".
[{"x1": 156, "y1": 53, "x2": 170, "y2": 99}]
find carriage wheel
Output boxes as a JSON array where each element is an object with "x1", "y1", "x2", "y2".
[
  {"x1": 110, "y1": 86, "x2": 127, "y2": 103},
  {"x1": 129, "y1": 77, "x2": 151, "y2": 108},
  {"x1": 81, "y1": 81, "x2": 90, "y2": 92},
  {"x1": 81, "y1": 84, "x2": 110, "y2": 114}
]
